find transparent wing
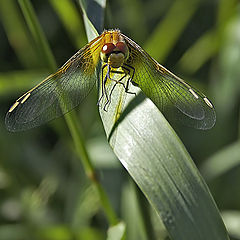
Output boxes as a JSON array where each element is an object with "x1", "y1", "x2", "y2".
[
  {"x1": 123, "y1": 34, "x2": 216, "y2": 129},
  {"x1": 5, "y1": 35, "x2": 103, "y2": 132}
]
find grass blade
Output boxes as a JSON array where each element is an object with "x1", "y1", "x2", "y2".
[
  {"x1": 201, "y1": 141, "x2": 240, "y2": 180},
  {"x1": 18, "y1": 0, "x2": 57, "y2": 71},
  {"x1": 144, "y1": 0, "x2": 200, "y2": 62},
  {"x1": 0, "y1": 0, "x2": 38, "y2": 68},
  {"x1": 99, "y1": 79, "x2": 229, "y2": 239},
  {"x1": 48, "y1": 0, "x2": 87, "y2": 48},
  {"x1": 107, "y1": 222, "x2": 126, "y2": 240}
]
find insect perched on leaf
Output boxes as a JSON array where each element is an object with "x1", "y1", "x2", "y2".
[{"x1": 5, "y1": 29, "x2": 216, "y2": 132}]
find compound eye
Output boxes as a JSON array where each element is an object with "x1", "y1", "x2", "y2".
[
  {"x1": 101, "y1": 43, "x2": 116, "y2": 54},
  {"x1": 116, "y1": 42, "x2": 128, "y2": 54}
]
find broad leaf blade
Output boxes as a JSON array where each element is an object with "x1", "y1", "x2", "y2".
[
  {"x1": 99, "y1": 82, "x2": 228, "y2": 239},
  {"x1": 79, "y1": 3, "x2": 229, "y2": 239}
]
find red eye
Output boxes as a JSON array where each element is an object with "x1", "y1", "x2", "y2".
[
  {"x1": 116, "y1": 42, "x2": 127, "y2": 54},
  {"x1": 101, "y1": 43, "x2": 116, "y2": 54}
]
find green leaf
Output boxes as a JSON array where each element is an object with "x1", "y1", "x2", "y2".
[
  {"x1": 222, "y1": 210, "x2": 240, "y2": 239},
  {"x1": 178, "y1": 0, "x2": 237, "y2": 74},
  {"x1": 18, "y1": 0, "x2": 57, "y2": 71},
  {"x1": 200, "y1": 141, "x2": 240, "y2": 180},
  {"x1": 214, "y1": 13, "x2": 240, "y2": 115},
  {"x1": 144, "y1": 0, "x2": 200, "y2": 62},
  {"x1": 48, "y1": 0, "x2": 87, "y2": 48},
  {"x1": 121, "y1": 181, "x2": 149, "y2": 240},
  {"x1": 87, "y1": 136, "x2": 120, "y2": 168},
  {"x1": 99, "y1": 79, "x2": 229, "y2": 239},
  {"x1": 77, "y1": 1, "x2": 230, "y2": 238},
  {"x1": 0, "y1": 0, "x2": 38, "y2": 68},
  {"x1": 75, "y1": 227, "x2": 105, "y2": 240},
  {"x1": 37, "y1": 225, "x2": 71, "y2": 240},
  {"x1": 107, "y1": 222, "x2": 126, "y2": 240},
  {"x1": 178, "y1": 30, "x2": 220, "y2": 74}
]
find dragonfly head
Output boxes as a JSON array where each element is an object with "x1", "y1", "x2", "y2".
[{"x1": 100, "y1": 42, "x2": 129, "y2": 68}]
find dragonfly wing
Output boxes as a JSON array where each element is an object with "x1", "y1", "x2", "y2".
[
  {"x1": 5, "y1": 37, "x2": 103, "y2": 132},
  {"x1": 123, "y1": 34, "x2": 216, "y2": 129}
]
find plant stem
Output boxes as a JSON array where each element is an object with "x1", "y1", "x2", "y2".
[
  {"x1": 18, "y1": 0, "x2": 56, "y2": 71},
  {"x1": 65, "y1": 111, "x2": 118, "y2": 225},
  {"x1": 18, "y1": 0, "x2": 118, "y2": 225}
]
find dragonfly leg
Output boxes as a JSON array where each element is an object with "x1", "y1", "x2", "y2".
[
  {"x1": 102, "y1": 64, "x2": 137, "y2": 110},
  {"x1": 102, "y1": 65, "x2": 122, "y2": 111},
  {"x1": 109, "y1": 67, "x2": 136, "y2": 95},
  {"x1": 122, "y1": 64, "x2": 137, "y2": 95},
  {"x1": 108, "y1": 69, "x2": 126, "y2": 87},
  {"x1": 103, "y1": 81, "x2": 118, "y2": 111},
  {"x1": 97, "y1": 64, "x2": 109, "y2": 107},
  {"x1": 103, "y1": 67, "x2": 128, "y2": 110}
]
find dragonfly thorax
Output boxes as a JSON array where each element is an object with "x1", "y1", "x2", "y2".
[
  {"x1": 108, "y1": 52, "x2": 125, "y2": 68},
  {"x1": 100, "y1": 42, "x2": 129, "y2": 68}
]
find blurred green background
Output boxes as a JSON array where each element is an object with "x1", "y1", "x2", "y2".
[{"x1": 0, "y1": 0, "x2": 240, "y2": 239}]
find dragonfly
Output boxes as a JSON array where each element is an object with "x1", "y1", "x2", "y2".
[{"x1": 5, "y1": 29, "x2": 216, "y2": 132}]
